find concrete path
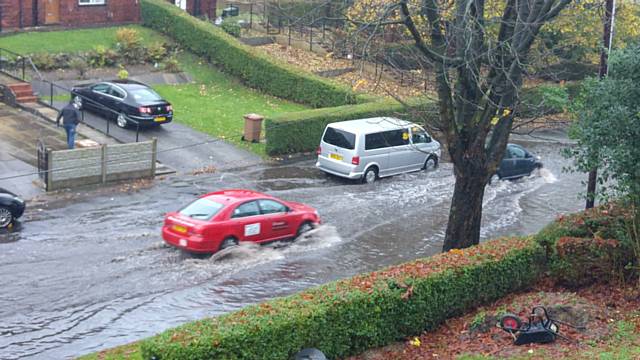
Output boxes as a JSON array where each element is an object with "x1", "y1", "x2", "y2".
[
  {"x1": 51, "y1": 100, "x2": 263, "y2": 173},
  {"x1": 0, "y1": 105, "x2": 69, "y2": 198}
]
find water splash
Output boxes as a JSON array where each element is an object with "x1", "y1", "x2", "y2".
[{"x1": 538, "y1": 168, "x2": 557, "y2": 183}]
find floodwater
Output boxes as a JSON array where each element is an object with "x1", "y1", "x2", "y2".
[{"x1": 0, "y1": 134, "x2": 585, "y2": 359}]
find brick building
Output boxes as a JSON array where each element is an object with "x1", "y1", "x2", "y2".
[
  {"x1": 0, "y1": 0, "x2": 140, "y2": 32},
  {"x1": 171, "y1": 0, "x2": 216, "y2": 20}
]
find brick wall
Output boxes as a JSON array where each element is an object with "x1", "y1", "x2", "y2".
[
  {"x1": 166, "y1": 0, "x2": 215, "y2": 19},
  {"x1": 1, "y1": 0, "x2": 140, "y2": 31}
]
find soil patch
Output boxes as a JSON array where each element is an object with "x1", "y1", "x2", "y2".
[{"x1": 349, "y1": 280, "x2": 640, "y2": 359}]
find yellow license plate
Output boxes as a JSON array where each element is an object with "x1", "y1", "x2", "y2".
[
  {"x1": 329, "y1": 153, "x2": 343, "y2": 161},
  {"x1": 154, "y1": 116, "x2": 166, "y2": 122},
  {"x1": 173, "y1": 225, "x2": 187, "y2": 233}
]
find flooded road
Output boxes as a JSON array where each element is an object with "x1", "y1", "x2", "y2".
[{"x1": 0, "y1": 134, "x2": 584, "y2": 359}]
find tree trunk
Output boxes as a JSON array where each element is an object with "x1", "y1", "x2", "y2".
[{"x1": 443, "y1": 169, "x2": 487, "y2": 251}]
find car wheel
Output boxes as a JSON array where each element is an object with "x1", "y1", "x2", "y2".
[
  {"x1": 219, "y1": 237, "x2": 238, "y2": 251},
  {"x1": 363, "y1": 166, "x2": 378, "y2": 184},
  {"x1": 296, "y1": 221, "x2": 314, "y2": 238},
  {"x1": 116, "y1": 113, "x2": 129, "y2": 128},
  {"x1": 423, "y1": 155, "x2": 438, "y2": 171},
  {"x1": 0, "y1": 206, "x2": 13, "y2": 229}
]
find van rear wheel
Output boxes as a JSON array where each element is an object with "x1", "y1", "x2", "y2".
[{"x1": 363, "y1": 167, "x2": 378, "y2": 184}]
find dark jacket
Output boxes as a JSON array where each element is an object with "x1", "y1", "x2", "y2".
[{"x1": 56, "y1": 103, "x2": 82, "y2": 126}]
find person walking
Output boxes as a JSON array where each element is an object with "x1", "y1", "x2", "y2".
[{"x1": 56, "y1": 100, "x2": 82, "y2": 149}]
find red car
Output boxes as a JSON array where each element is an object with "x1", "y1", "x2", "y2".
[{"x1": 162, "y1": 189, "x2": 321, "y2": 253}]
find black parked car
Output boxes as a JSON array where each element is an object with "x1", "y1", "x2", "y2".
[
  {"x1": 0, "y1": 188, "x2": 25, "y2": 229},
  {"x1": 71, "y1": 79, "x2": 173, "y2": 128},
  {"x1": 495, "y1": 143, "x2": 543, "y2": 180}
]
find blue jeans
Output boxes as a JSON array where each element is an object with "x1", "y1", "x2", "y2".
[{"x1": 63, "y1": 124, "x2": 77, "y2": 149}]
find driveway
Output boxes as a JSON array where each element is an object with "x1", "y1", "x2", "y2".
[{"x1": 51, "y1": 101, "x2": 263, "y2": 173}]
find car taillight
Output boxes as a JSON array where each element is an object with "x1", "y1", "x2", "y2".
[
  {"x1": 316, "y1": 146, "x2": 322, "y2": 156},
  {"x1": 139, "y1": 106, "x2": 151, "y2": 114},
  {"x1": 166, "y1": 105, "x2": 173, "y2": 112},
  {"x1": 352, "y1": 156, "x2": 360, "y2": 165}
]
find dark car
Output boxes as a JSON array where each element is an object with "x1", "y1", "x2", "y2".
[
  {"x1": 0, "y1": 188, "x2": 25, "y2": 229},
  {"x1": 495, "y1": 143, "x2": 543, "y2": 180},
  {"x1": 71, "y1": 79, "x2": 173, "y2": 128}
]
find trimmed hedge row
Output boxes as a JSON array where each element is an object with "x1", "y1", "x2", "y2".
[
  {"x1": 264, "y1": 98, "x2": 438, "y2": 155},
  {"x1": 140, "y1": 0, "x2": 357, "y2": 108},
  {"x1": 137, "y1": 236, "x2": 545, "y2": 359}
]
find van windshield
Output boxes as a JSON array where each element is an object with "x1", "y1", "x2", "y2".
[{"x1": 323, "y1": 127, "x2": 356, "y2": 150}]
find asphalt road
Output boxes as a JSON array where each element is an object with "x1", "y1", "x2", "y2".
[{"x1": 0, "y1": 133, "x2": 587, "y2": 359}]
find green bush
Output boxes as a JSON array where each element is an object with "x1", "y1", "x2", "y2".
[
  {"x1": 138, "y1": 236, "x2": 544, "y2": 359},
  {"x1": 220, "y1": 21, "x2": 241, "y2": 38},
  {"x1": 518, "y1": 83, "x2": 572, "y2": 118},
  {"x1": 264, "y1": 98, "x2": 437, "y2": 155},
  {"x1": 140, "y1": 0, "x2": 357, "y2": 108},
  {"x1": 86, "y1": 45, "x2": 119, "y2": 68}
]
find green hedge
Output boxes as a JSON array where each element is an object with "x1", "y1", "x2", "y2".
[
  {"x1": 265, "y1": 98, "x2": 437, "y2": 155},
  {"x1": 135, "y1": 236, "x2": 544, "y2": 359},
  {"x1": 140, "y1": 0, "x2": 357, "y2": 108}
]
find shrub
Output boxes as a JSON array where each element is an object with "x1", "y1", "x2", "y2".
[
  {"x1": 162, "y1": 56, "x2": 181, "y2": 73},
  {"x1": 264, "y1": 98, "x2": 437, "y2": 155},
  {"x1": 146, "y1": 42, "x2": 167, "y2": 63},
  {"x1": 116, "y1": 28, "x2": 146, "y2": 64},
  {"x1": 140, "y1": 0, "x2": 358, "y2": 108},
  {"x1": 115, "y1": 27, "x2": 142, "y2": 50},
  {"x1": 554, "y1": 237, "x2": 631, "y2": 288},
  {"x1": 86, "y1": 45, "x2": 119, "y2": 68},
  {"x1": 30, "y1": 52, "x2": 57, "y2": 70},
  {"x1": 138, "y1": 236, "x2": 544, "y2": 359},
  {"x1": 69, "y1": 58, "x2": 88, "y2": 79},
  {"x1": 117, "y1": 68, "x2": 129, "y2": 80},
  {"x1": 220, "y1": 20, "x2": 241, "y2": 38}
]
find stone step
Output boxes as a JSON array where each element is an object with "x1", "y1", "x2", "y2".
[{"x1": 7, "y1": 83, "x2": 32, "y2": 91}]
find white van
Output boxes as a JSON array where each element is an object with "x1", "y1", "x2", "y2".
[{"x1": 315, "y1": 117, "x2": 441, "y2": 183}]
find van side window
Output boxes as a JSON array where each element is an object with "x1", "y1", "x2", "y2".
[
  {"x1": 365, "y1": 132, "x2": 387, "y2": 150},
  {"x1": 382, "y1": 130, "x2": 409, "y2": 147},
  {"x1": 412, "y1": 129, "x2": 432, "y2": 144}
]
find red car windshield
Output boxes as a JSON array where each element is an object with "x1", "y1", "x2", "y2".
[{"x1": 179, "y1": 198, "x2": 224, "y2": 220}]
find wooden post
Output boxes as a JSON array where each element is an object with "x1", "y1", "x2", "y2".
[
  {"x1": 46, "y1": 149, "x2": 53, "y2": 191},
  {"x1": 151, "y1": 138, "x2": 158, "y2": 177},
  {"x1": 101, "y1": 144, "x2": 107, "y2": 184}
]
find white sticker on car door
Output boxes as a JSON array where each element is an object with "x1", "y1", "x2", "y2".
[{"x1": 244, "y1": 223, "x2": 261, "y2": 236}]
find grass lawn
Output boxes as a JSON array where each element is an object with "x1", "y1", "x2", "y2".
[
  {"x1": 153, "y1": 53, "x2": 308, "y2": 156},
  {"x1": 0, "y1": 25, "x2": 167, "y2": 54}
]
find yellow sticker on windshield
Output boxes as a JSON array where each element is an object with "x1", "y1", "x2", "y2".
[{"x1": 402, "y1": 132, "x2": 409, "y2": 140}]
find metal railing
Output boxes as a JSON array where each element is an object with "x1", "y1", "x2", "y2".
[{"x1": 0, "y1": 47, "x2": 28, "y2": 81}]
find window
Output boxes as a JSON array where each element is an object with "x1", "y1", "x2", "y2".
[
  {"x1": 411, "y1": 127, "x2": 432, "y2": 144},
  {"x1": 109, "y1": 87, "x2": 126, "y2": 99},
  {"x1": 382, "y1": 130, "x2": 409, "y2": 147},
  {"x1": 365, "y1": 132, "x2": 388, "y2": 150},
  {"x1": 259, "y1": 200, "x2": 287, "y2": 214},
  {"x1": 322, "y1": 127, "x2": 356, "y2": 150},
  {"x1": 79, "y1": 0, "x2": 105, "y2": 5},
  {"x1": 130, "y1": 88, "x2": 163, "y2": 102},
  {"x1": 508, "y1": 146, "x2": 527, "y2": 159},
  {"x1": 91, "y1": 83, "x2": 110, "y2": 94},
  {"x1": 179, "y1": 198, "x2": 224, "y2": 220},
  {"x1": 232, "y1": 201, "x2": 260, "y2": 218}
]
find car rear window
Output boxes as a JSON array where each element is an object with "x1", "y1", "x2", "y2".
[
  {"x1": 130, "y1": 88, "x2": 163, "y2": 102},
  {"x1": 323, "y1": 127, "x2": 356, "y2": 150},
  {"x1": 179, "y1": 198, "x2": 224, "y2": 220}
]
